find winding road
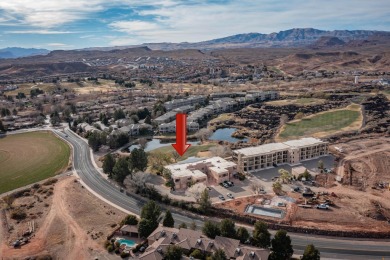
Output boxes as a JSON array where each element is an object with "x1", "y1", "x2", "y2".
[{"x1": 54, "y1": 128, "x2": 390, "y2": 259}]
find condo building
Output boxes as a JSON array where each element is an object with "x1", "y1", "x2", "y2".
[
  {"x1": 232, "y1": 137, "x2": 328, "y2": 173},
  {"x1": 164, "y1": 157, "x2": 237, "y2": 190}
]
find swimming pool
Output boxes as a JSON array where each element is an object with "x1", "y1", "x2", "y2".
[
  {"x1": 245, "y1": 205, "x2": 284, "y2": 218},
  {"x1": 117, "y1": 238, "x2": 136, "y2": 248}
]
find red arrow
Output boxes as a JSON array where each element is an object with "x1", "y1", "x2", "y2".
[{"x1": 172, "y1": 113, "x2": 191, "y2": 156}]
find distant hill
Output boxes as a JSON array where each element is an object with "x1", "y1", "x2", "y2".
[
  {"x1": 310, "y1": 36, "x2": 346, "y2": 49},
  {"x1": 0, "y1": 47, "x2": 50, "y2": 59}
]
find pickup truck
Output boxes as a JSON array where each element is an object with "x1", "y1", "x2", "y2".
[{"x1": 316, "y1": 204, "x2": 329, "y2": 210}]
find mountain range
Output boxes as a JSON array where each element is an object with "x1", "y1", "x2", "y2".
[
  {"x1": 1, "y1": 28, "x2": 389, "y2": 58},
  {"x1": 0, "y1": 47, "x2": 50, "y2": 59},
  {"x1": 86, "y1": 28, "x2": 390, "y2": 51}
]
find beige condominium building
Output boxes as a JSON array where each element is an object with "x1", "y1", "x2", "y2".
[
  {"x1": 164, "y1": 157, "x2": 237, "y2": 190},
  {"x1": 232, "y1": 137, "x2": 328, "y2": 173}
]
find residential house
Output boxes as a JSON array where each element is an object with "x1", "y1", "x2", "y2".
[{"x1": 140, "y1": 227, "x2": 269, "y2": 260}]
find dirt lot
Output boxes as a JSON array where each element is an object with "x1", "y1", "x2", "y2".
[
  {"x1": 0, "y1": 176, "x2": 126, "y2": 259},
  {"x1": 215, "y1": 137, "x2": 390, "y2": 233}
]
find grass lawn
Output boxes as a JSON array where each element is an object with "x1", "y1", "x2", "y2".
[
  {"x1": 148, "y1": 144, "x2": 216, "y2": 161},
  {"x1": 0, "y1": 131, "x2": 70, "y2": 194},
  {"x1": 278, "y1": 105, "x2": 362, "y2": 140}
]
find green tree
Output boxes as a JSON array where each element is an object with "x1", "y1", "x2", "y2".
[
  {"x1": 113, "y1": 108, "x2": 126, "y2": 120},
  {"x1": 141, "y1": 201, "x2": 161, "y2": 228},
  {"x1": 190, "y1": 249, "x2": 203, "y2": 259},
  {"x1": 16, "y1": 92, "x2": 26, "y2": 99},
  {"x1": 102, "y1": 153, "x2": 115, "y2": 175},
  {"x1": 202, "y1": 221, "x2": 220, "y2": 239},
  {"x1": 269, "y1": 230, "x2": 294, "y2": 260},
  {"x1": 252, "y1": 221, "x2": 271, "y2": 248},
  {"x1": 163, "y1": 210, "x2": 175, "y2": 227},
  {"x1": 279, "y1": 169, "x2": 291, "y2": 184},
  {"x1": 219, "y1": 219, "x2": 236, "y2": 239},
  {"x1": 1, "y1": 108, "x2": 10, "y2": 117},
  {"x1": 164, "y1": 245, "x2": 183, "y2": 260},
  {"x1": 121, "y1": 214, "x2": 138, "y2": 225},
  {"x1": 302, "y1": 244, "x2": 320, "y2": 260},
  {"x1": 112, "y1": 157, "x2": 131, "y2": 183},
  {"x1": 0, "y1": 120, "x2": 6, "y2": 132},
  {"x1": 130, "y1": 148, "x2": 148, "y2": 171},
  {"x1": 211, "y1": 248, "x2": 227, "y2": 260},
  {"x1": 88, "y1": 131, "x2": 102, "y2": 151},
  {"x1": 272, "y1": 182, "x2": 283, "y2": 195},
  {"x1": 236, "y1": 226, "x2": 250, "y2": 243},
  {"x1": 138, "y1": 219, "x2": 156, "y2": 238},
  {"x1": 144, "y1": 115, "x2": 152, "y2": 124},
  {"x1": 199, "y1": 188, "x2": 211, "y2": 213}
]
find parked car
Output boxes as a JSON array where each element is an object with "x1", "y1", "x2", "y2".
[
  {"x1": 227, "y1": 193, "x2": 234, "y2": 199},
  {"x1": 271, "y1": 177, "x2": 279, "y2": 181},
  {"x1": 292, "y1": 187, "x2": 301, "y2": 192},
  {"x1": 206, "y1": 187, "x2": 212, "y2": 191},
  {"x1": 223, "y1": 180, "x2": 234, "y2": 187},
  {"x1": 218, "y1": 195, "x2": 225, "y2": 201},
  {"x1": 222, "y1": 183, "x2": 229, "y2": 188},
  {"x1": 316, "y1": 204, "x2": 329, "y2": 210}
]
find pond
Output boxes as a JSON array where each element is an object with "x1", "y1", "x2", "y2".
[
  {"x1": 209, "y1": 128, "x2": 248, "y2": 143},
  {"x1": 129, "y1": 138, "x2": 199, "y2": 152}
]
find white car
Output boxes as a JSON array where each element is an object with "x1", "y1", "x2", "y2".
[
  {"x1": 316, "y1": 204, "x2": 329, "y2": 210},
  {"x1": 227, "y1": 193, "x2": 234, "y2": 199}
]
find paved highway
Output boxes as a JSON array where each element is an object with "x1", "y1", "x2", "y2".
[{"x1": 54, "y1": 128, "x2": 390, "y2": 259}]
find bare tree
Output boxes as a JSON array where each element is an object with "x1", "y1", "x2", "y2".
[
  {"x1": 138, "y1": 138, "x2": 148, "y2": 150},
  {"x1": 196, "y1": 128, "x2": 213, "y2": 142},
  {"x1": 186, "y1": 183, "x2": 207, "y2": 202},
  {"x1": 124, "y1": 171, "x2": 150, "y2": 190},
  {"x1": 250, "y1": 183, "x2": 263, "y2": 194},
  {"x1": 209, "y1": 145, "x2": 232, "y2": 158},
  {"x1": 171, "y1": 150, "x2": 180, "y2": 162}
]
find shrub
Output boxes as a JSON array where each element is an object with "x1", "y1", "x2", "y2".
[
  {"x1": 107, "y1": 245, "x2": 114, "y2": 252},
  {"x1": 120, "y1": 251, "x2": 130, "y2": 258},
  {"x1": 11, "y1": 209, "x2": 27, "y2": 220},
  {"x1": 32, "y1": 183, "x2": 41, "y2": 189},
  {"x1": 43, "y1": 178, "x2": 58, "y2": 186},
  {"x1": 36, "y1": 255, "x2": 53, "y2": 260},
  {"x1": 114, "y1": 248, "x2": 120, "y2": 254}
]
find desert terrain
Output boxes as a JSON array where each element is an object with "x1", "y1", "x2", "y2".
[{"x1": 0, "y1": 176, "x2": 126, "y2": 259}]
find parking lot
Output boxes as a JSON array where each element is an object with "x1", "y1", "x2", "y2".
[
  {"x1": 210, "y1": 156, "x2": 335, "y2": 203},
  {"x1": 209, "y1": 179, "x2": 254, "y2": 203}
]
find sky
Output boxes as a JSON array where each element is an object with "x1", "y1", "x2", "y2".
[{"x1": 0, "y1": 0, "x2": 389, "y2": 50}]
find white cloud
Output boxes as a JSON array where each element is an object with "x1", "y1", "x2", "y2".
[
  {"x1": 110, "y1": 20, "x2": 161, "y2": 33},
  {"x1": 0, "y1": 0, "x2": 389, "y2": 47},
  {"x1": 6, "y1": 30, "x2": 74, "y2": 34},
  {"x1": 108, "y1": 0, "x2": 390, "y2": 44},
  {"x1": 45, "y1": 42, "x2": 73, "y2": 49}
]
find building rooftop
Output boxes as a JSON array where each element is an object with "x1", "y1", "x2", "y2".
[
  {"x1": 234, "y1": 143, "x2": 290, "y2": 156},
  {"x1": 283, "y1": 137, "x2": 326, "y2": 148}
]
